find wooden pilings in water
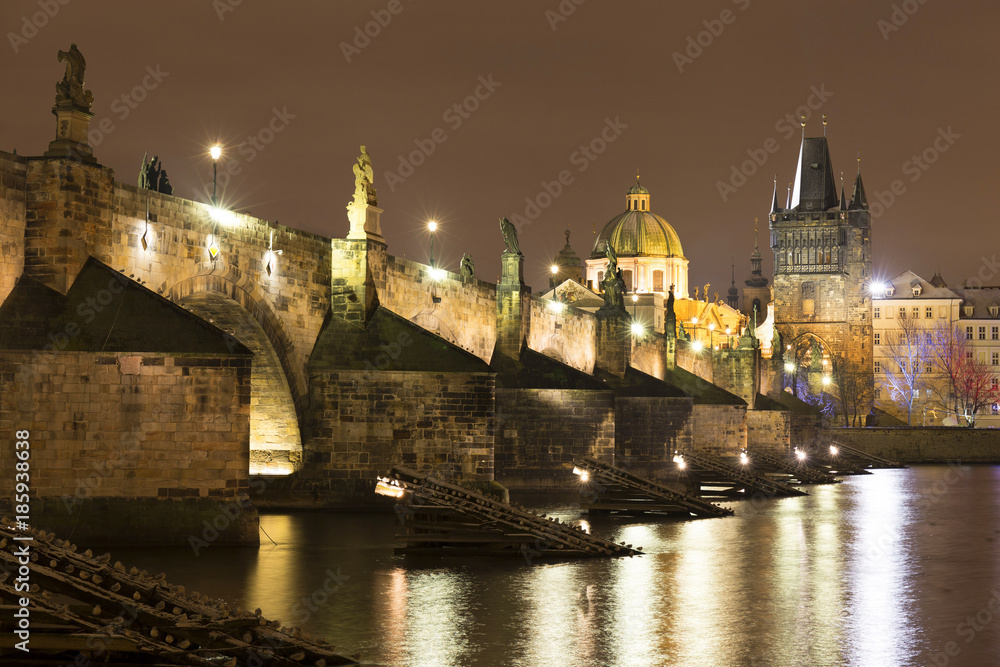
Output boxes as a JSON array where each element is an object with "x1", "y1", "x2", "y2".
[
  {"x1": 571, "y1": 457, "x2": 735, "y2": 518},
  {"x1": 0, "y1": 520, "x2": 357, "y2": 666},
  {"x1": 379, "y1": 467, "x2": 643, "y2": 558},
  {"x1": 675, "y1": 451, "x2": 808, "y2": 499}
]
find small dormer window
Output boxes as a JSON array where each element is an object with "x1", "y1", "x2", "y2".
[
  {"x1": 989, "y1": 304, "x2": 999, "y2": 318},
  {"x1": 912, "y1": 286, "x2": 922, "y2": 297},
  {"x1": 885, "y1": 286, "x2": 895, "y2": 297},
  {"x1": 964, "y1": 305, "x2": 974, "y2": 317}
]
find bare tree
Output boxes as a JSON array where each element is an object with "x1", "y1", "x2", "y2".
[
  {"x1": 879, "y1": 312, "x2": 932, "y2": 425},
  {"x1": 930, "y1": 322, "x2": 1000, "y2": 426},
  {"x1": 831, "y1": 355, "x2": 875, "y2": 427}
]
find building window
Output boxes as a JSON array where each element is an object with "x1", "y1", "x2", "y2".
[
  {"x1": 993, "y1": 378, "x2": 999, "y2": 390},
  {"x1": 874, "y1": 360, "x2": 881, "y2": 373},
  {"x1": 926, "y1": 307, "x2": 933, "y2": 318},
  {"x1": 802, "y1": 282, "x2": 815, "y2": 316},
  {"x1": 898, "y1": 307, "x2": 907, "y2": 319},
  {"x1": 966, "y1": 351, "x2": 974, "y2": 361},
  {"x1": 875, "y1": 388, "x2": 882, "y2": 399},
  {"x1": 874, "y1": 306, "x2": 880, "y2": 319},
  {"x1": 874, "y1": 332, "x2": 880, "y2": 345},
  {"x1": 993, "y1": 326, "x2": 999, "y2": 340},
  {"x1": 979, "y1": 326, "x2": 987, "y2": 340},
  {"x1": 652, "y1": 270, "x2": 664, "y2": 292},
  {"x1": 622, "y1": 270, "x2": 633, "y2": 292},
  {"x1": 966, "y1": 326, "x2": 974, "y2": 340},
  {"x1": 925, "y1": 362, "x2": 932, "y2": 373},
  {"x1": 597, "y1": 271, "x2": 604, "y2": 284},
  {"x1": 993, "y1": 352, "x2": 999, "y2": 366},
  {"x1": 912, "y1": 307, "x2": 920, "y2": 318}
]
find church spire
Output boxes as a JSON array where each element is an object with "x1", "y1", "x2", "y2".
[
  {"x1": 849, "y1": 152, "x2": 868, "y2": 210},
  {"x1": 790, "y1": 121, "x2": 840, "y2": 211},
  {"x1": 840, "y1": 171, "x2": 847, "y2": 210},
  {"x1": 770, "y1": 176, "x2": 780, "y2": 214},
  {"x1": 786, "y1": 182, "x2": 792, "y2": 209}
]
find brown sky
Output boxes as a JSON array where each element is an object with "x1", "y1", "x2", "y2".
[{"x1": 3, "y1": 0, "x2": 998, "y2": 292}]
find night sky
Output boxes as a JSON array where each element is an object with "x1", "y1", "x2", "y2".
[{"x1": 4, "y1": 1, "x2": 997, "y2": 292}]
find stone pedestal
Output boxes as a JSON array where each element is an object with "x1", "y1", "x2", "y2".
[
  {"x1": 346, "y1": 200, "x2": 384, "y2": 242},
  {"x1": 496, "y1": 251, "x2": 528, "y2": 359},
  {"x1": 330, "y1": 237, "x2": 387, "y2": 326},
  {"x1": 595, "y1": 309, "x2": 631, "y2": 377},
  {"x1": 44, "y1": 102, "x2": 96, "y2": 163}
]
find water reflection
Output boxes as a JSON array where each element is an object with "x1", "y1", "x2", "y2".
[{"x1": 108, "y1": 466, "x2": 1000, "y2": 666}]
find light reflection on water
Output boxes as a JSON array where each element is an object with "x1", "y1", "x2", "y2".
[{"x1": 111, "y1": 466, "x2": 1000, "y2": 666}]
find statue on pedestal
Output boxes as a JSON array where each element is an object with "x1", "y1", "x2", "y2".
[
  {"x1": 599, "y1": 242, "x2": 626, "y2": 311},
  {"x1": 499, "y1": 217, "x2": 521, "y2": 255},
  {"x1": 351, "y1": 145, "x2": 378, "y2": 207},
  {"x1": 55, "y1": 44, "x2": 93, "y2": 110}
]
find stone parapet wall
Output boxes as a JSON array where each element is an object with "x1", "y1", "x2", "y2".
[
  {"x1": 382, "y1": 255, "x2": 497, "y2": 361},
  {"x1": 495, "y1": 387, "x2": 614, "y2": 490},
  {"x1": 528, "y1": 300, "x2": 596, "y2": 373}
]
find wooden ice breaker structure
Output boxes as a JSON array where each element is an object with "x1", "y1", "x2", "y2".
[
  {"x1": 672, "y1": 451, "x2": 808, "y2": 500},
  {"x1": 0, "y1": 521, "x2": 357, "y2": 666},
  {"x1": 571, "y1": 457, "x2": 734, "y2": 518},
  {"x1": 378, "y1": 467, "x2": 643, "y2": 558},
  {"x1": 827, "y1": 441, "x2": 906, "y2": 469},
  {"x1": 746, "y1": 449, "x2": 841, "y2": 484}
]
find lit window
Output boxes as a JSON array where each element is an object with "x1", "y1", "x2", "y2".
[
  {"x1": 980, "y1": 326, "x2": 987, "y2": 340},
  {"x1": 874, "y1": 307, "x2": 881, "y2": 319},
  {"x1": 926, "y1": 307, "x2": 933, "y2": 318}
]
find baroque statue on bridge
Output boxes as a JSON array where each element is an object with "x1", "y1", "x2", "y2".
[
  {"x1": 460, "y1": 254, "x2": 475, "y2": 279},
  {"x1": 55, "y1": 44, "x2": 93, "y2": 111},
  {"x1": 499, "y1": 217, "x2": 521, "y2": 255},
  {"x1": 352, "y1": 145, "x2": 378, "y2": 207}
]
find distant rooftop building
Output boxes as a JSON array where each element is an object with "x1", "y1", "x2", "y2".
[{"x1": 586, "y1": 177, "x2": 688, "y2": 297}]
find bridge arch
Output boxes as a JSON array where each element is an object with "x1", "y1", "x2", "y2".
[{"x1": 163, "y1": 263, "x2": 304, "y2": 475}]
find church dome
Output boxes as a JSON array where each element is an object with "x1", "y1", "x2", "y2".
[{"x1": 591, "y1": 182, "x2": 683, "y2": 259}]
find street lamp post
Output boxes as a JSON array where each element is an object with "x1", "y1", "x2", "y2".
[
  {"x1": 551, "y1": 264, "x2": 559, "y2": 302},
  {"x1": 210, "y1": 144, "x2": 221, "y2": 206},
  {"x1": 632, "y1": 293, "x2": 638, "y2": 319},
  {"x1": 428, "y1": 221, "x2": 437, "y2": 267},
  {"x1": 708, "y1": 322, "x2": 716, "y2": 350}
]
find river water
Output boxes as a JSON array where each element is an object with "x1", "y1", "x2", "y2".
[{"x1": 114, "y1": 465, "x2": 1000, "y2": 666}]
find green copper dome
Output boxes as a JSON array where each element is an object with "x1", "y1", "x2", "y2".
[{"x1": 627, "y1": 182, "x2": 649, "y2": 195}]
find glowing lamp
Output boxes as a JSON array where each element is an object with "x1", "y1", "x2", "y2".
[
  {"x1": 795, "y1": 449, "x2": 806, "y2": 461},
  {"x1": 829, "y1": 445, "x2": 839, "y2": 456},
  {"x1": 427, "y1": 221, "x2": 437, "y2": 233},
  {"x1": 210, "y1": 144, "x2": 222, "y2": 161},
  {"x1": 551, "y1": 264, "x2": 559, "y2": 275},
  {"x1": 739, "y1": 452, "x2": 749, "y2": 465},
  {"x1": 692, "y1": 340, "x2": 703, "y2": 352},
  {"x1": 785, "y1": 362, "x2": 795, "y2": 373},
  {"x1": 430, "y1": 267, "x2": 447, "y2": 281},
  {"x1": 207, "y1": 235, "x2": 220, "y2": 260},
  {"x1": 375, "y1": 478, "x2": 405, "y2": 499},
  {"x1": 631, "y1": 322, "x2": 644, "y2": 336},
  {"x1": 708, "y1": 323, "x2": 715, "y2": 331},
  {"x1": 822, "y1": 375, "x2": 832, "y2": 386},
  {"x1": 572, "y1": 466, "x2": 590, "y2": 483}
]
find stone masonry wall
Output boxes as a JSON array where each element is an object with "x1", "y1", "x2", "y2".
[
  {"x1": 528, "y1": 299, "x2": 596, "y2": 373},
  {"x1": 307, "y1": 370, "x2": 495, "y2": 481},
  {"x1": 615, "y1": 396, "x2": 693, "y2": 479},
  {"x1": 494, "y1": 388, "x2": 614, "y2": 490},
  {"x1": 747, "y1": 410, "x2": 790, "y2": 454},
  {"x1": 382, "y1": 256, "x2": 497, "y2": 361},
  {"x1": 830, "y1": 427, "x2": 1000, "y2": 463},
  {"x1": 691, "y1": 404, "x2": 747, "y2": 456},
  {"x1": 0, "y1": 351, "x2": 251, "y2": 500},
  {"x1": 0, "y1": 152, "x2": 26, "y2": 305}
]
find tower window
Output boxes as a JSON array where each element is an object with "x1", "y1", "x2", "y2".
[
  {"x1": 641, "y1": 200, "x2": 646, "y2": 211},
  {"x1": 801, "y1": 282, "x2": 815, "y2": 317}
]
